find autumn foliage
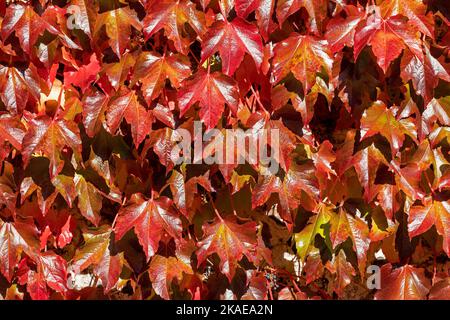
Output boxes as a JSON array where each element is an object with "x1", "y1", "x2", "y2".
[{"x1": 0, "y1": 0, "x2": 449, "y2": 300}]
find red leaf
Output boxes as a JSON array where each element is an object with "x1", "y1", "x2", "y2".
[
  {"x1": 241, "y1": 271, "x2": 268, "y2": 300},
  {"x1": 326, "y1": 250, "x2": 356, "y2": 297},
  {"x1": 57, "y1": 216, "x2": 73, "y2": 249},
  {"x1": 39, "y1": 225, "x2": 52, "y2": 251},
  {"x1": 0, "y1": 0, "x2": 448, "y2": 301},
  {"x1": 169, "y1": 170, "x2": 213, "y2": 219},
  {"x1": 1, "y1": 4, "x2": 56, "y2": 55},
  {"x1": 429, "y1": 278, "x2": 450, "y2": 300},
  {"x1": 196, "y1": 216, "x2": 258, "y2": 281},
  {"x1": 303, "y1": 249, "x2": 324, "y2": 285},
  {"x1": 401, "y1": 46, "x2": 450, "y2": 104},
  {"x1": 36, "y1": 251, "x2": 68, "y2": 294},
  {"x1": 354, "y1": 7, "x2": 423, "y2": 73},
  {"x1": 27, "y1": 270, "x2": 50, "y2": 300},
  {"x1": 133, "y1": 51, "x2": 191, "y2": 104},
  {"x1": 360, "y1": 101, "x2": 416, "y2": 154},
  {"x1": 82, "y1": 89, "x2": 109, "y2": 138},
  {"x1": 103, "y1": 52, "x2": 136, "y2": 91},
  {"x1": 329, "y1": 208, "x2": 370, "y2": 274},
  {"x1": 64, "y1": 53, "x2": 100, "y2": 93},
  {"x1": 272, "y1": 34, "x2": 332, "y2": 93},
  {"x1": 0, "y1": 219, "x2": 39, "y2": 282},
  {"x1": 94, "y1": 252, "x2": 124, "y2": 293},
  {"x1": 326, "y1": 5, "x2": 364, "y2": 53},
  {"x1": 148, "y1": 255, "x2": 193, "y2": 300},
  {"x1": 71, "y1": 227, "x2": 123, "y2": 293},
  {"x1": 312, "y1": 140, "x2": 336, "y2": 177},
  {"x1": 252, "y1": 162, "x2": 320, "y2": 225},
  {"x1": 377, "y1": 184, "x2": 401, "y2": 220},
  {"x1": 201, "y1": 18, "x2": 264, "y2": 76},
  {"x1": 115, "y1": 194, "x2": 182, "y2": 261},
  {"x1": 69, "y1": 0, "x2": 97, "y2": 39},
  {"x1": 22, "y1": 115, "x2": 82, "y2": 178},
  {"x1": 352, "y1": 144, "x2": 388, "y2": 202},
  {"x1": 375, "y1": 264, "x2": 430, "y2": 300},
  {"x1": 106, "y1": 88, "x2": 153, "y2": 147},
  {"x1": 150, "y1": 128, "x2": 182, "y2": 173},
  {"x1": 94, "y1": 7, "x2": 142, "y2": 58},
  {"x1": 0, "y1": 65, "x2": 41, "y2": 115},
  {"x1": 408, "y1": 197, "x2": 450, "y2": 256},
  {"x1": 143, "y1": 0, "x2": 206, "y2": 54},
  {"x1": 178, "y1": 68, "x2": 239, "y2": 129},
  {"x1": 235, "y1": 0, "x2": 276, "y2": 41},
  {"x1": 0, "y1": 114, "x2": 26, "y2": 150},
  {"x1": 276, "y1": 0, "x2": 328, "y2": 34},
  {"x1": 378, "y1": 0, "x2": 434, "y2": 37}
]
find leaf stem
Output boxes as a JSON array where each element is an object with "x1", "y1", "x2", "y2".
[
  {"x1": 267, "y1": 280, "x2": 274, "y2": 300},
  {"x1": 249, "y1": 85, "x2": 269, "y2": 117},
  {"x1": 207, "y1": 192, "x2": 223, "y2": 221},
  {"x1": 432, "y1": 248, "x2": 437, "y2": 284},
  {"x1": 275, "y1": 268, "x2": 302, "y2": 293},
  {"x1": 228, "y1": 185, "x2": 238, "y2": 216},
  {"x1": 159, "y1": 182, "x2": 171, "y2": 195},
  {"x1": 189, "y1": 48, "x2": 200, "y2": 65},
  {"x1": 112, "y1": 213, "x2": 119, "y2": 230}
]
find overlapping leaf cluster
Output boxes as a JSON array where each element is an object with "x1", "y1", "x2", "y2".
[{"x1": 0, "y1": 0, "x2": 449, "y2": 300}]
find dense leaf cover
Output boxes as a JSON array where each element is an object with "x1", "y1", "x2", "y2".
[{"x1": 0, "y1": 0, "x2": 449, "y2": 300}]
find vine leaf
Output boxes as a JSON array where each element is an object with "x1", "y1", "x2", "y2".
[
  {"x1": 272, "y1": 34, "x2": 333, "y2": 94},
  {"x1": 326, "y1": 5, "x2": 364, "y2": 53},
  {"x1": 95, "y1": 7, "x2": 142, "y2": 58},
  {"x1": 22, "y1": 115, "x2": 82, "y2": 179},
  {"x1": 1, "y1": 4, "x2": 56, "y2": 55},
  {"x1": 329, "y1": 208, "x2": 370, "y2": 274},
  {"x1": 133, "y1": 52, "x2": 191, "y2": 104},
  {"x1": 201, "y1": 18, "x2": 264, "y2": 76},
  {"x1": 178, "y1": 68, "x2": 239, "y2": 129},
  {"x1": 408, "y1": 197, "x2": 450, "y2": 257},
  {"x1": 148, "y1": 255, "x2": 193, "y2": 300},
  {"x1": 196, "y1": 216, "x2": 258, "y2": 282},
  {"x1": 0, "y1": 219, "x2": 39, "y2": 282},
  {"x1": 143, "y1": 0, "x2": 206, "y2": 54},
  {"x1": 354, "y1": 7, "x2": 423, "y2": 73},
  {"x1": 276, "y1": 0, "x2": 328, "y2": 34},
  {"x1": 114, "y1": 194, "x2": 182, "y2": 261},
  {"x1": 0, "y1": 65, "x2": 41, "y2": 115},
  {"x1": 294, "y1": 203, "x2": 332, "y2": 262},
  {"x1": 71, "y1": 227, "x2": 123, "y2": 293},
  {"x1": 401, "y1": 46, "x2": 450, "y2": 104},
  {"x1": 374, "y1": 264, "x2": 431, "y2": 300},
  {"x1": 106, "y1": 88, "x2": 153, "y2": 147}
]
